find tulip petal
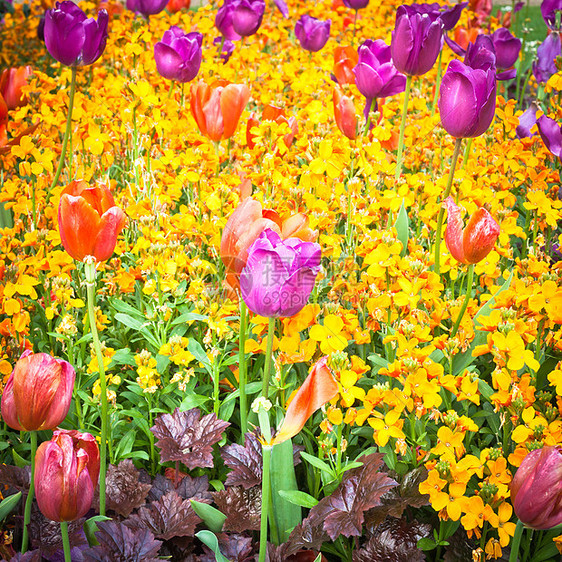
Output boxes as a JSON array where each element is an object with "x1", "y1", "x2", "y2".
[
  {"x1": 154, "y1": 42, "x2": 186, "y2": 81},
  {"x1": 42, "y1": 359, "x2": 76, "y2": 431},
  {"x1": 273, "y1": 357, "x2": 338, "y2": 444},
  {"x1": 443, "y1": 197, "x2": 467, "y2": 263},
  {"x1": 462, "y1": 207, "x2": 500, "y2": 263},
  {"x1": 221, "y1": 84, "x2": 250, "y2": 140},
  {"x1": 0, "y1": 375, "x2": 24, "y2": 431},
  {"x1": 279, "y1": 266, "x2": 319, "y2": 317},
  {"x1": 92, "y1": 206, "x2": 126, "y2": 262},
  {"x1": 537, "y1": 114, "x2": 562, "y2": 158}
]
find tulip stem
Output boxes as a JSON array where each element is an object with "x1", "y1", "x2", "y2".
[
  {"x1": 85, "y1": 261, "x2": 107, "y2": 516},
  {"x1": 259, "y1": 444, "x2": 272, "y2": 562},
  {"x1": 395, "y1": 74, "x2": 412, "y2": 182},
  {"x1": 434, "y1": 137, "x2": 463, "y2": 276},
  {"x1": 509, "y1": 520, "x2": 525, "y2": 562},
  {"x1": 239, "y1": 299, "x2": 248, "y2": 436},
  {"x1": 363, "y1": 98, "x2": 375, "y2": 137},
  {"x1": 49, "y1": 65, "x2": 77, "y2": 197},
  {"x1": 21, "y1": 430, "x2": 36, "y2": 554},
  {"x1": 261, "y1": 317, "x2": 275, "y2": 400},
  {"x1": 60, "y1": 521, "x2": 71, "y2": 562},
  {"x1": 431, "y1": 49, "x2": 443, "y2": 117},
  {"x1": 461, "y1": 138, "x2": 472, "y2": 170},
  {"x1": 450, "y1": 263, "x2": 474, "y2": 338}
]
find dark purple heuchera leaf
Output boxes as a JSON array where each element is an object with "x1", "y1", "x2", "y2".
[
  {"x1": 352, "y1": 518, "x2": 431, "y2": 562},
  {"x1": 3, "y1": 552, "x2": 41, "y2": 562},
  {"x1": 151, "y1": 407, "x2": 230, "y2": 470},
  {"x1": 148, "y1": 473, "x2": 212, "y2": 503},
  {"x1": 307, "y1": 453, "x2": 398, "y2": 540},
  {"x1": 213, "y1": 487, "x2": 261, "y2": 533},
  {"x1": 0, "y1": 464, "x2": 30, "y2": 493},
  {"x1": 82, "y1": 520, "x2": 161, "y2": 562},
  {"x1": 29, "y1": 513, "x2": 86, "y2": 557},
  {"x1": 126, "y1": 490, "x2": 201, "y2": 540},
  {"x1": 365, "y1": 467, "x2": 430, "y2": 529},
  {"x1": 106, "y1": 460, "x2": 152, "y2": 517},
  {"x1": 443, "y1": 529, "x2": 476, "y2": 562},
  {"x1": 199, "y1": 533, "x2": 254, "y2": 562},
  {"x1": 285, "y1": 516, "x2": 330, "y2": 555},
  {"x1": 222, "y1": 432, "x2": 263, "y2": 489}
]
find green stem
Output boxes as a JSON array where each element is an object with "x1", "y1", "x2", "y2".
[
  {"x1": 395, "y1": 75, "x2": 412, "y2": 181},
  {"x1": 450, "y1": 264, "x2": 474, "y2": 338},
  {"x1": 259, "y1": 444, "x2": 272, "y2": 562},
  {"x1": 48, "y1": 66, "x2": 77, "y2": 196},
  {"x1": 60, "y1": 521, "x2": 71, "y2": 562},
  {"x1": 261, "y1": 317, "x2": 275, "y2": 399},
  {"x1": 431, "y1": 49, "x2": 443, "y2": 116},
  {"x1": 85, "y1": 262, "x2": 107, "y2": 516},
  {"x1": 239, "y1": 300, "x2": 248, "y2": 436},
  {"x1": 433, "y1": 137, "x2": 463, "y2": 276},
  {"x1": 363, "y1": 98, "x2": 375, "y2": 137},
  {"x1": 461, "y1": 138, "x2": 472, "y2": 169},
  {"x1": 21, "y1": 430, "x2": 36, "y2": 553},
  {"x1": 509, "y1": 520, "x2": 525, "y2": 562}
]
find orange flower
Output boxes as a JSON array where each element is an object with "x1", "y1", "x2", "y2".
[
  {"x1": 190, "y1": 80, "x2": 250, "y2": 142},
  {"x1": 0, "y1": 66, "x2": 32, "y2": 110},
  {"x1": 333, "y1": 86, "x2": 357, "y2": 140},
  {"x1": 246, "y1": 104, "x2": 298, "y2": 149},
  {"x1": 166, "y1": 0, "x2": 191, "y2": 12},
  {"x1": 272, "y1": 356, "x2": 338, "y2": 445},
  {"x1": 333, "y1": 46, "x2": 358, "y2": 85},
  {"x1": 58, "y1": 180, "x2": 127, "y2": 263}
]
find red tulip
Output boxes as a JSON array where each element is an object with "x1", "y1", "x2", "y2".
[
  {"x1": 1, "y1": 350, "x2": 75, "y2": 431},
  {"x1": 34, "y1": 429, "x2": 100, "y2": 522},
  {"x1": 167, "y1": 0, "x2": 190, "y2": 11},
  {"x1": 272, "y1": 357, "x2": 339, "y2": 445},
  {"x1": 58, "y1": 180, "x2": 126, "y2": 262},
  {"x1": 190, "y1": 80, "x2": 250, "y2": 142},
  {"x1": 333, "y1": 86, "x2": 358, "y2": 140},
  {"x1": 443, "y1": 197, "x2": 500, "y2": 264},
  {"x1": 333, "y1": 45, "x2": 358, "y2": 85},
  {"x1": 0, "y1": 67, "x2": 32, "y2": 110}
]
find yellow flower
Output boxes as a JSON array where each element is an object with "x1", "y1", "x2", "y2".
[{"x1": 309, "y1": 314, "x2": 348, "y2": 354}]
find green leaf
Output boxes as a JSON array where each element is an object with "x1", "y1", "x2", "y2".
[
  {"x1": 188, "y1": 339, "x2": 211, "y2": 369},
  {"x1": 277, "y1": 490, "x2": 318, "y2": 509},
  {"x1": 83, "y1": 515, "x2": 112, "y2": 546},
  {"x1": 114, "y1": 312, "x2": 144, "y2": 331},
  {"x1": 300, "y1": 451, "x2": 334, "y2": 476},
  {"x1": 417, "y1": 537, "x2": 437, "y2": 551},
  {"x1": 367, "y1": 352, "x2": 389, "y2": 373},
  {"x1": 195, "y1": 530, "x2": 230, "y2": 562},
  {"x1": 190, "y1": 500, "x2": 226, "y2": 533},
  {"x1": 110, "y1": 348, "x2": 136, "y2": 367},
  {"x1": 394, "y1": 199, "x2": 409, "y2": 257},
  {"x1": 172, "y1": 312, "x2": 208, "y2": 325},
  {"x1": 12, "y1": 449, "x2": 27, "y2": 468},
  {"x1": 0, "y1": 492, "x2": 21, "y2": 521}
]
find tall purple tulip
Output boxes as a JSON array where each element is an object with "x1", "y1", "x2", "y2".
[
  {"x1": 295, "y1": 15, "x2": 331, "y2": 53},
  {"x1": 154, "y1": 27, "x2": 203, "y2": 83},
  {"x1": 44, "y1": 1, "x2": 108, "y2": 67},
  {"x1": 353, "y1": 39, "x2": 406, "y2": 99},
  {"x1": 126, "y1": 0, "x2": 168, "y2": 16},
  {"x1": 240, "y1": 229, "x2": 321, "y2": 317},
  {"x1": 542, "y1": 0, "x2": 562, "y2": 29},
  {"x1": 409, "y1": 2, "x2": 467, "y2": 30},
  {"x1": 516, "y1": 101, "x2": 539, "y2": 139},
  {"x1": 511, "y1": 446, "x2": 562, "y2": 529},
  {"x1": 464, "y1": 35, "x2": 496, "y2": 71},
  {"x1": 343, "y1": 0, "x2": 370, "y2": 9},
  {"x1": 216, "y1": 0, "x2": 241, "y2": 41},
  {"x1": 231, "y1": 0, "x2": 265, "y2": 37},
  {"x1": 439, "y1": 59, "x2": 496, "y2": 138},
  {"x1": 390, "y1": 5, "x2": 444, "y2": 76},
  {"x1": 537, "y1": 114, "x2": 562, "y2": 157},
  {"x1": 533, "y1": 32, "x2": 562, "y2": 84},
  {"x1": 491, "y1": 28, "x2": 521, "y2": 70}
]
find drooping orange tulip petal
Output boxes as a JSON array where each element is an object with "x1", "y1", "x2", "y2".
[
  {"x1": 282, "y1": 213, "x2": 316, "y2": 241},
  {"x1": 272, "y1": 357, "x2": 339, "y2": 445},
  {"x1": 0, "y1": 66, "x2": 32, "y2": 110},
  {"x1": 190, "y1": 80, "x2": 211, "y2": 137},
  {"x1": 58, "y1": 194, "x2": 102, "y2": 262},
  {"x1": 221, "y1": 84, "x2": 250, "y2": 140},
  {"x1": 333, "y1": 87, "x2": 357, "y2": 140},
  {"x1": 333, "y1": 46, "x2": 358, "y2": 85},
  {"x1": 443, "y1": 197, "x2": 467, "y2": 263},
  {"x1": 92, "y1": 207, "x2": 127, "y2": 262},
  {"x1": 263, "y1": 104, "x2": 285, "y2": 121},
  {"x1": 203, "y1": 87, "x2": 225, "y2": 142},
  {"x1": 262, "y1": 209, "x2": 283, "y2": 230},
  {"x1": 463, "y1": 207, "x2": 500, "y2": 264}
]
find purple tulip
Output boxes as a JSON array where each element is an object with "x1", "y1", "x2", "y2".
[
  {"x1": 542, "y1": 0, "x2": 562, "y2": 29},
  {"x1": 126, "y1": 0, "x2": 168, "y2": 16},
  {"x1": 408, "y1": 2, "x2": 467, "y2": 30},
  {"x1": 516, "y1": 101, "x2": 539, "y2": 138},
  {"x1": 343, "y1": 0, "x2": 370, "y2": 10},
  {"x1": 390, "y1": 5, "x2": 444, "y2": 76},
  {"x1": 439, "y1": 59, "x2": 496, "y2": 138},
  {"x1": 511, "y1": 446, "x2": 562, "y2": 530},
  {"x1": 274, "y1": 0, "x2": 289, "y2": 18},
  {"x1": 44, "y1": 1, "x2": 108, "y2": 67},
  {"x1": 214, "y1": 36, "x2": 235, "y2": 64},
  {"x1": 154, "y1": 27, "x2": 202, "y2": 83},
  {"x1": 240, "y1": 229, "x2": 321, "y2": 317},
  {"x1": 537, "y1": 114, "x2": 562, "y2": 157},
  {"x1": 491, "y1": 28, "x2": 521, "y2": 69},
  {"x1": 231, "y1": 0, "x2": 265, "y2": 37},
  {"x1": 464, "y1": 35, "x2": 496, "y2": 71},
  {"x1": 353, "y1": 39, "x2": 406, "y2": 99},
  {"x1": 216, "y1": 0, "x2": 241, "y2": 41},
  {"x1": 533, "y1": 32, "x2": 562, "y2": 84},
  {"x1": 295, "y1": 15, "x2": 331, "y2": 53}
]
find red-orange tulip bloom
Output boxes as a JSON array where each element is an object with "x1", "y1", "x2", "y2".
[
  {"x1": 333, "y1": 45, "x2": 358, "y2": 85},
  {"x1": 221, "y1": 196, "x2": 317, "y2": 291},
  {"x1": 190, "y1": 80, "x2": 250, "y2": 142},
  {"x1": 246, "y1": 104, "x2": 298, "y2": 149},
  {"x1": 167, "y1": 0, "x2": 190, "y2": 11},
  {"x1": 443, "y1": 197, "x2": 500, "y2": 264},
  {"x1": 58, "y1": 180, "x2": 126, "y2": 262},
  {"x1": 333, "y1": 86, "x2": 358, "y2": 140},
  {"x1": 272, "y1": 356, "x2": 339, "y2": 445},
  {"x1": 0, "y1": 66, "x2": 32, "y2": 110}
]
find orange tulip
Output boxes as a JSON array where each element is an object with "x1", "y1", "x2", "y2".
[
  {"x1": 0, "y1": 67, "x2": 32, "y2": 110},
  {"x1": 272, "y1": 357, "x2": 339, "y2": 445},
  {"x1": 166, "y1": 0, "x2": 191, "y2": 12},
  {"x1": 190, "y1": 80, "x2": 250, "y2": 142},
  {"x1": 246, "y1": 104, "x2": 298, "y2": 149},
  {"x1": 221, "y1": 195, "x2": 317, "y2": 291},
  {"x1": 58, "y1": 180, "x2": 127, "y2": 263},
  {"x1": 333, "y1": 86, "x2": 358, "y2": 140},
  {"x1": 333, "y1": 46, "x2": 358, "y2": 85}
]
